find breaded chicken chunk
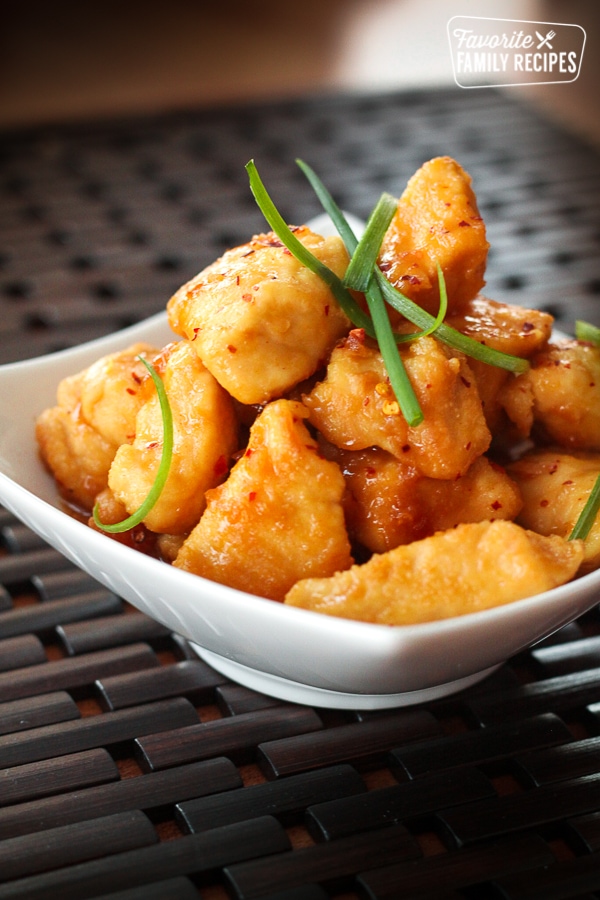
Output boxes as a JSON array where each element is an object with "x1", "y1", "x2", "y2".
[
  {"x1": 446, "y1": 295, "x2": 553, "y2": 432},
  {"x1": 174, "y1": 399, "x2": 353, "y2": 601},
  {"x1": 323, "y1": 444, "x2": 522, "y2": 554},
  {"x1": 508, "y1": 449, "x2": 600, "y2": 574},
  {"x1": 378, "y1": 156, "x2": 489, "y2": 316},
  {"x1": 304, "y1": 330, "x2": 490, "y2": 479},
  {"x1": 108, "y1": 341, "x2": 238, "y2": 534},
  {"x1": 36, "y1": 343, "x2": 158, "y2": 510},
  {"x1": 501, "y1": 339, "x2": 600, "y2": 449},
  {"x1": 285, "y1": 520, "x2": 584, "y2": 624},
  {"x1": 167, "y1": 227, "x2": 350, "y2": 404}
]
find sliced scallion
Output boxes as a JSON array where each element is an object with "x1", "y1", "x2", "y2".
[
  {"x1": 575, "y1": 320, "x2": 600, "y2": 346},
  {"x1": 93, "y1": 356, "x2": 174, "y2": 534},
  {"x1": 296, "y1": 158, "x2": 527, "y2": 375},
  {"x1": 344, "y1": 192, "x2": 398, "y2": 293},
  {"x1": 375, "y1": 270, "x2": 530, "y2": 374},
  {"x1": 245, "y1": 160, "x2": 372, "y2": 334},
  {"x1": 569, "y1": 473, "x2": 600, "y2": 542},
  {"x1": 246, "y1": 159, "x2": 423, "y2": 426}
]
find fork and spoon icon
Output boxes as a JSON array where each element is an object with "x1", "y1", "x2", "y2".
[{"x1": 535, "y1": 29, "x2": 556, "y2": 49}]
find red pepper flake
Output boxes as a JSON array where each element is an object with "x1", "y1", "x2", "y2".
[
  {"x1": 248, "y1": 491, "x2": 257, "y2": 502},
  {"x1": 241, "y1": 293, "x2": 252, "y2": 302},
  {"x1": 540, "y1": 499, "x2": 549, "y2": 507},
  {"x1": 563, "y1": 479, "x2": 574, "y2": 485},
  {"x1": 460, "y1": 376, "x2": 471, "y2": 388},
  {"x1": 126, "y1": 387, "x2": 137, "y2": 395},
  {"x1": 191, "y1": 327, "x2": 200, "y2": 342},
  {"x1": 465, "y1": 441, "x2": 472, "y2": 450},
  {"x1": 379, "y1": 262, "x2": 392, "y2": 273},
  {"x1": 402, "y1": 445, "x2": 411, "y2": 453},
  {"x1": 324, "y1": 304, "x2": 330, "y2": 316},
  {"x1": 131, "y1": 372, "x2": 142, "y2": 385},
  {"x1": 366, "y1": 467, "x2": 376, "y2": 477},
  {"x1": 363, "y1": 397, "x2": 370, "y2": 407},
  {"x1": 282, "y1": 248, "x2": 292, "y2": 256},
  {"x1": 245, "y1": 448, "x2": 254, "y2": 458},
  {"x1": 235, "y1": 275, "x2": 240, "y2": 285},
  {"x1": 458, "y1": 220, "x2": 470, "y2": 227},
  {"x1": 522, "y1": 321, "x2": 535, "y2": 333},
  {"x1": 147, "y1": 441, "x2": 159, "y2": 449},
  {"x1": 549, "y1": 463, "x2": 558, "y2": 474},
  {"x1": 213, "y1": 455, "x2": 228, "y2": 478},
  {"x1": 491, "y1": 500, "x2": 502, "y2": 511},
  {"x1": 346, "y1": 328, "x2": 366, "y2": 351},
  {"x1": 241, "y1": 249, "x2": 255, "y2": 257},
  {"x1": 227, "y1": 344, "x2": 238, "y2": 353},
  {"x1": 400, "y1": 275, "x2": 421, "y2": 285}
]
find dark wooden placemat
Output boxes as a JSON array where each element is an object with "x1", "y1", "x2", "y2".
[{"x1": 0, "y1": 87, "x2": 600, "y2": 899}]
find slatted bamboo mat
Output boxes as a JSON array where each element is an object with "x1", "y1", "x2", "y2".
[{"x1": 0, "y1": 87, "x2": 599, "y2": 899}]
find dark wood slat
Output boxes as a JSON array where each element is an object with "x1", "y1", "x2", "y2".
[
  {"x1": 0, "y1": 816, "x2": 289, "y2": 900},
  {"x1": 92, "y1": 877, "x2": 200, "y2": 900},
  {"x1": 0, "y1": 691, "x2": 80, "y2": 736},
  {"x1": 0, "y1": 696, "x2": 198, "y2": 769},
  {"x1": 0, "y1": 756, "x2": 241, "y2": 839},
  {"x1": 512, "y1": 735, "x2": 600, "y2": 787},
  {"x1": 0, "y1": 590, "x2": 123, "y2": 639},
  {"x1": 216, "y1": 683, "x2": 284, "y2": 716},
  {"x1": 490, "y1": 851, "x2": 600, "y2": 900},
  {"x1": 95, "y1": 658, "x2": 226, "y2": 710},
  {"x1": 466, "y1": 669, "x2": 600, "y2": 726},
  {"x1": 305, "y1": 768, "x2": 495, "y2": 842},
  {"x1": 227, "y1": 889, "x2": 329, "y2": 900},
  {"x1": 258, "y1": 710, "x2": 440, "y2": 779},
  {"x1": 356, "y1": 833, "x2": 554, "y2": 900},
  {"x1": 0, "y1": 583, "x2": 11, "y2": 611},
  {"x1": 177, "y1": 763, "x2": 366, "y2": 833},
  {"x1": 389, "y1": 713, "x2": 571, "y2": 778},
  {"x1": 0, "y1": 635, "x2": 46, "y2": 672},
  {"x1": 0, "y1": 810, "x2": 157, "y2": 882},
  {"x1": 0, "y1": 522, "x2": 48, "y2": 553},
  {"x1": 0, "y1": 643, "x2": 160, "y2": 702},
  {"x1": 565, "y1": 812, "x2": 600, "y2": 854},
  {"x1": 532, "y1": 636, "x2": 600, "y2": 676},
  {"x1": 437, "y1": 772, "x2": 600, "y2": 847},
  {"x1": 57, "y1": 611, "x2": 170, "y2": 655},
  {"x1": 223, "y1": 824, "x2": 421, "y2": 899},
  {"x1": 136, "y1": 706, "x2": 324, "y2": 772},
  {"x1": 31, "y1": 568, "x2": 103, "y2": 601},
  {"x1": 0, "y1": 747, "x2": 119, "y2": 805},
  {"x1": 0, "y1": 547, "x2": 75, "y2": 585}
]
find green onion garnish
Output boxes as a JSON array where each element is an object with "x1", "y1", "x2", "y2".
[
  {"x1": 569, "y1": 473, "x2": 600, "y2": 542},
  {"x1": 245, "y1": 160, "x2": 372, "y2": 335},
  {"x1": 575, "y1": 320, "x2": 600, "y2": 346},
  {"x1": 395, "y1": 263, "x2": 449, "y2": 344},
  {"x1": 246, "y1": 159, "x2": 423, "y2": 426},
  {"x1": 375, "y1": 270, "x2": 530, "y2": 374},
  {"x1": 344, "y1": 193, "x2": 398, "y2": 293},
  {"x1": 93, "y1": 356, "x2": 174, "y2": 534},
  {"x1": 296, "y1": 158, "x2": 528, "y2": 376}
]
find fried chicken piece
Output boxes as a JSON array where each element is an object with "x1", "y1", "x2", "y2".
[
  {"x1": 304, "y1": 331, "x2": 490, "y2": 479},
  {"x1": 378, "y1": 156, "x2": 489, "y2": 316},
  {"x1": 446, "y1": 295, "x2": 553, "y2": 432},
  {"x1": 285, "y1": 520, "x2": 584, "y2": 624},
  {"x1": 36, "y1": 343, "x2": 158, "y2": 510},
  {"x1": 323, "y1": 444, "x2": 522, "y2": 554},
  {"x1": 167, "y1": 226, "x2": 350, "y2": 404},
  {"x1": 508, "y1": 449, "x2": 600, "y2": 574},
  {"x1": 501, "y1": 339, "x2": 600, "y2": 449},
  {"x1": 174, "y1": 399, "x2": 352, "y2": 601},
  {"x1": 108, "y1": 340, "x2": 238, "y2": 534}
]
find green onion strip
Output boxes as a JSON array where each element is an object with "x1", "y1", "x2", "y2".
[
  {"x1": 295, "y1": 158, "x2": 528, "y2": 376},
  {"x1": 575, "y1": 320, "x2": 600, "y2": 347},
  {"x1": 93, "y1": 356, "x2": 174, "y2": 534},
  {"x1": 569, "y1": 473, "x2": 600, "y2": 542},
  {"x1": 246, "y1": 159, "x2": 424, "y2": 426}
]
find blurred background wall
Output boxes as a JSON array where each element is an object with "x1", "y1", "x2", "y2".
[{"x1": 0, "y1": 0, "x2": 597, "y2": 148}]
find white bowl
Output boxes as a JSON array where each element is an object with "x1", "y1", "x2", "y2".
[{"x1": 1, "y1": 313, "x2": 599, "y2": 709}]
